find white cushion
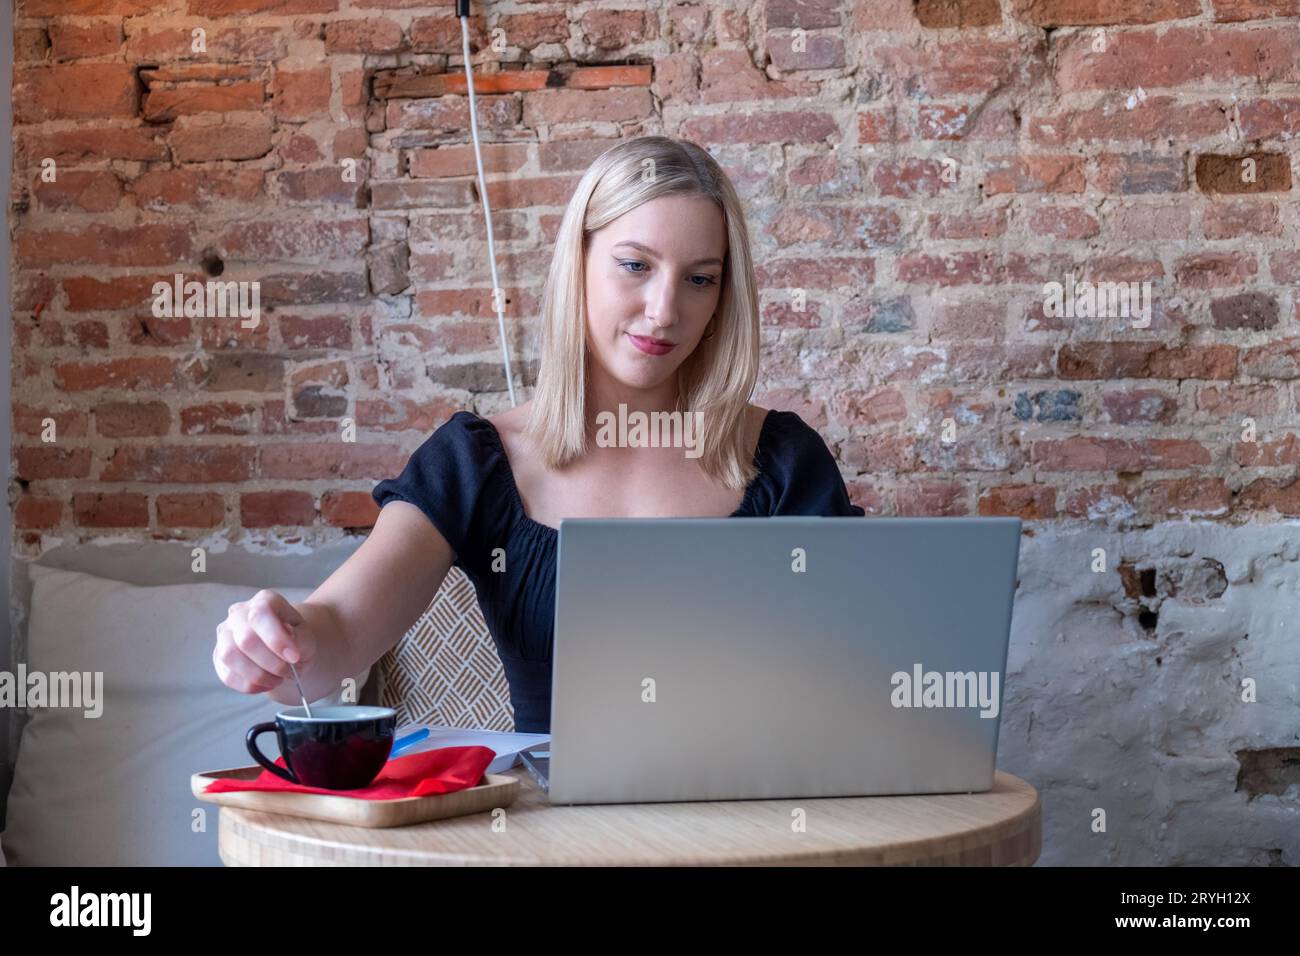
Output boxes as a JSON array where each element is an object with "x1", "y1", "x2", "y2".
[{"x1": 1, "y1": 565, "x2": 369, "y2": 867}]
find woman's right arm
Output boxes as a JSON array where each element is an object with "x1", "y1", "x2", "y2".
[{"x1": 213, "y1": 499, "x2": 456, "y2": 705}]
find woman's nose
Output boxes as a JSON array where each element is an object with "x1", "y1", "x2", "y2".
[{"x1": 645, "y1": 276, "x2": 682, "y2": 328}]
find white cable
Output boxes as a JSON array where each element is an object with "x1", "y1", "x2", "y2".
[{"x1": 461, "y1": 13, "x2": 517, "y2": 407}]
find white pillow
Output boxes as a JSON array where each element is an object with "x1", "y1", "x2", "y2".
[{"x1": 1, "y1": 565, "x2": 370, "y2": 867}]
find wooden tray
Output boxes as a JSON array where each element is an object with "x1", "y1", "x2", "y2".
[{"x1": 192, "y1": 764, "x2": 519, "y2": 828}]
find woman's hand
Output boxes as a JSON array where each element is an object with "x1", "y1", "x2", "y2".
[{"x1": 214, "y1": 589, "x2": 318, "y2": 694}]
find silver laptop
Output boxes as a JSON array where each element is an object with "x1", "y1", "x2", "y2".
[{"x1": 519, "y1": 516, "x2": 1021, "y2": 805}]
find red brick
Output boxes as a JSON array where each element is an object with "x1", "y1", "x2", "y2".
[
  {"x1": 96, "y1": 402, "x2": 171, "y2": 437},
  {"x1": 927, "y1": 208, "x2": 1008, "y2": 240},
  {"x1": 756, "y1": 257, "x2": 876, "y2": 289},
  {"x1": 1031, "y1": 97, "x2": 1228, "y2": 147},
  {"x1": 16, "y1": 126, "x2": 168, "y2": 165},
  {"x1": 1212, "y1": 0, "x2": 1300, "y2": 21},
  {"x1": 407, "y1": 14, "x2": 489, "y2": 55},
  {"x1": 321, "y1": 490, "x2": 381, "y2": 528},
  {"x1": 498, "y1": 10, "x2": 570, "y2": 49},
  {"x1": 142, "y1": 81, "x2": 265, "y2": 121},
  {"x1": 74, "y1": 493, "x2": 149, "y2": 528},
  {"x1": 219, "y1": 218, "x2": 369, "y2": 261},
  {"x1": 1234, "y1": 432, "x2": 1300, "y2": 467},
  {"x1": 1173, "y1": 253, "x2": 1258, "y2": 288},
  {"x1": 1204, "y1": 200, "x2": 1283, "y2": 238},
  {"x1": 770, "y1": 205, "x2": 901, "y2": 249},
  {"x1": 700, "y1": 48, "x2": 813, "y2": 104},
  {"x1": 16, "y1": 497, "x2": 64, "y2": 530},
  {"x1": 1028, "y1": 206, "x2": 1099, "y2": 239},
  {"x1": 187, "y1": 0, "x2": 338, "y2": 12},
  {"x1": 522, "y1": 88, "x2": 653, "y2": 126},
  {"x1": 579, "y1": 9, "x2": 654, "y2": 50},
  {"x1": 1057, "y1": 343, "x2": 1237, "y2": 380},
  {"x1": 324, "y1": 18, "x2": 404, "y2": 54},
  {"x1": 273, "y1": 67, "x2": 332, "y2": 121},
  {"x1": 1195, "y1": 152, "x2": 1292, "y2": 194},
  {"x1": 32, "y1": 170, "x2": 124, "y2": 213},
  {"x1": 875, "y1": 40, "x2": 1031, "y2": 96},
  {"x1": 1241, "y1": 338, "x2": 1300, "y2": 379},
  {"x1": 1142, "y1": 478, "x2": 1231, "y2": 517},
  {"x1": 872, "y1": 158, "x2": 957, "y2": 198},
  {"x1": 484, "y1": 175, "x2": 583, "y2": 211},
  {"x1": 128, "y1": 167, "x2": 265, "y2": 209},
  {"x1": 15, "y1": 27, "x2": 51, "y2": 62},
  {"x1": 156, "y1": 493, "x2": 226, "y2": 528},
  {"x1": 1055, "y1": 26, "x2": 1300, "y2": 91},
  {"x1": 833, "y1": 388, "x2": 909, "y2": 425},
  {"x1": 15, "y1": 447, "x2": 93, "y2": 480},
  {"x1": 1238, "y1": 477, "x2": 1300, "y2": 515},
  {"x1": 1238, "y1": 98, "x2": 1300, "y2": 139},
  {"x1": 679, "y1": 110, "x2": 840, "y2": 145},
  {"x1": 984, "y1": 155, "x2": 1085, "y2": 194},
  {"x1": 408, "y1": 143, "x2": 530, "y2": 178},
  {"x1": 1269, "y1": 251, "x2": 1300, "y2": 283},
  {"x1": 767, "y1": 33, "x2": 845, "y2": 71},
  {"x1": 22, "y1": 0, "x2": 153, "y2": 11},
  {"x1": 977, "y1": 485, "x2": 1056, "y2": 519},
  {"x1": 1197, "y1": 383, "x2": 1281, "y2": 416},
  {"x1": 100, "y1": 445, "x2": 255, "y2": 482},
  {"x1": 1103, "y1": 204, "x2": 1190, "y2": 240},
  {"x1": 278, "y1": 314, "x2": 353, "y2": 349},
  {"x1": 54, "y1": 357, "x2": 191, "y2": 392},
  {"x1": 48, "y1": 20, "x2": 124, "y2": 59},
  {"x1": 385, "y1": 94, "x2": 519, "y2": 132},
  {"x1": 931, "y1": 300, "x2": 1006, "y2": 340},
  {"x1": 170, "y1": 116, "x2": 274, "y2": 162},
  {"x1": 241, "y1": 491, "x2": 316, "y2": 527},
  {"x1": 1014, "y1": 0, "x2": 1199, "y2": 24},
  {"x1": 258, "y1": 443, "x2": 408, "y2": 480},
  {"x1": 17, "y1": 224, "x2": 193, "y2": 268},
  {"x1": 125, "y1": 25, "x2": 286, "y2": 62},
  {"x1": 180, "y1": 402, "x2": 257, "y2": 436},
  {"x1": 1093, "y1": 153, "x2": 1187, "y2": 194},
  {"x1": 1033, "y1": 437, "x2": 1211, "y2": 471},
  {"x1": 1102, "y1": 389, "x2": 1179, "y2": 424},
  {"x1": 858, "y1": 108, "x2": 900, "y2": 144},
  {"x1": 896, "y1": 483, "x2": 969, "y2": 517},
  {"x1": 916, "y1": 0, "x2": 1001, "y2": 27},
  {"x1": 13, "y1": 64, "x2": 140, "y2": 122}
]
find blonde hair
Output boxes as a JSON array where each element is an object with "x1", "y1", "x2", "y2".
[{"x1": 522, "y1": 135, "x2": 761, "y2": 490}]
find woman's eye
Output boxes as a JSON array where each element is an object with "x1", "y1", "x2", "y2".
[{"x1": 618, "y1": 260, "x2": 717, "y2": 287}]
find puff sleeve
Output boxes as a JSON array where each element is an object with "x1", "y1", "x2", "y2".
[
  {"x1": 370, "y1": 411, "x2": 509, "y2": 575},
  {"x1": 747, "y1": 411, "x2": 866, "y2": 517}
]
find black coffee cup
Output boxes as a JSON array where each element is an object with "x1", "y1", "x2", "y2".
[{"x1": 246, "y1": 705, "x2": 397, "y2": 790}]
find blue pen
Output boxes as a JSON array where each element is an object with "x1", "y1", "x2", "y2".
[{"x1": 389, "y1": 727, "x2": 429, "y2": 759}]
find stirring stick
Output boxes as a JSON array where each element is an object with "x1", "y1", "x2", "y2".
[
  {"x1": 288, "y1": 661, "x2": 312, "y2": 718},
  {"x1": 286, "y1": 622, "x2": 312, "y2": 717}
]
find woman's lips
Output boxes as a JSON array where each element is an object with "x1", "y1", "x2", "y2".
[{"x1": 627, "y1": 333, "x2": 676, "y2": 356}]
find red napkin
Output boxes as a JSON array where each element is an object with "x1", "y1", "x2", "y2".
[{"x1": 204, "y1": 746, "x2": 496, "y2": 800}]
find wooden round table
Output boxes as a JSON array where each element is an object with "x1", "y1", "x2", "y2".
[{"x1": 218, "y1": 767, "x2": 1041, "y2": 866}]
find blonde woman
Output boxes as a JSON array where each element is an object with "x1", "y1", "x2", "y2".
[{"x1": 213, "y1": 135, "x2": 863, "y2": 733}]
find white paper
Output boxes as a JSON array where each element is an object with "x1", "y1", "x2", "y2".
[{"x1": 392, "y1": 725, "x2": 551, "y2": 774}]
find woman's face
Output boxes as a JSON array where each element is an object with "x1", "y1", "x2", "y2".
[{"x1": 583, "y1": 194, "x2": 726, "y2": 396}]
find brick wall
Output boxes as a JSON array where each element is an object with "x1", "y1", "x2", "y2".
[{"x1": 8, "y1": 0, "x2": 1299, "y2": 550}]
